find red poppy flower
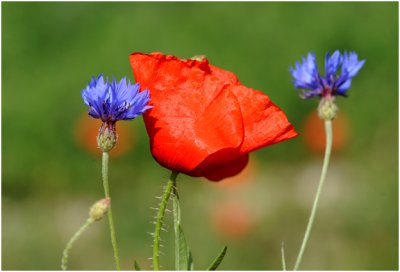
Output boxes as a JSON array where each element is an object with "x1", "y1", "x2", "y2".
[{"x1": 129, "y1": 52, "x2": 298, "y2": 181}]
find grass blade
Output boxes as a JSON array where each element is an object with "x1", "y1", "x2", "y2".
[{"x1": 207, "y1": 246, "x2": 228, "y2": 270}]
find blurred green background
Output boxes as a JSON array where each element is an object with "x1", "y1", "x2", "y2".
[{"x1": 2, "y1": 2, "x2": 398, "y2": 270}]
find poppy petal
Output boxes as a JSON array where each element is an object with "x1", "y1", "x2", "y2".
[
  {"x1": 130, "y1": 53, "x2": 245, "y2": 174},
  {"x1": 200, "y1": 154, "x2": 249, "y2": 182},
  {"x1": 129, "y1": 52, "x2": 298, "y2": 181},
  {"x1": 227, "y1": 84, "x2": 298, "y2": 153}
]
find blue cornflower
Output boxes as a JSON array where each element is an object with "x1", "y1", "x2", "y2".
[
  {"x1": 82, "y1": 74, "x2": 151, "y2": 122},
  {"x1": 81, "y1": 74, "x2": 151, "y2": 151},
  {"x1": 290, "y1": 50, "x2": 365, "y2": 99}
]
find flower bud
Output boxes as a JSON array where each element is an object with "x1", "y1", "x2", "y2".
[
  {"x1": 89, "y1": 197, "x2": 111, "y2": 221},
  {"x1": 318, "y1": 97, "x2": 338, "y2": 121},
  {"x1": 190, "y1": 55, "x2": 207, "y2": 61},
  {"x1": 97, "y1": 122, "x2": 117, "y2": 152}
]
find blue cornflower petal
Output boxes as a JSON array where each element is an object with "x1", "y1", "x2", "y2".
[
  {"x1": 291, "y1": 50, "x2": 365, "y2": 98},
  {"x1": 336, "y1": 51, "x2": 366, "y2": 94},
  {"x1": 124, "y1": 89, "x2": 153, "y2": 120},
  {"x1": 82, "y1": 74, "x2": 110, "y2": 119},
  {"x1": 290, "y1": 52, "x2": 322, "y2": 98},
  {"x1": 336, "y1": 79, "x2": 352, "y2": 95},
  {"x1": 300, "y1": 89, "x2": 323, "y2": 99},
  {"x1": 325, "y1": 50, "x2": 342, "y2": 84},
  {"x1": 82, "y1": 74, "x2": 151, "y2": 122},
  {"x1": 342, "y1": 51, "x2": 366, "y2": 77}
]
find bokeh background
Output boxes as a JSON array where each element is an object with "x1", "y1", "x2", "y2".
[{"x1": 2, "y1": 2, "x2": 398, "y2": 270}]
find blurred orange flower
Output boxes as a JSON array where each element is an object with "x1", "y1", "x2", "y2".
[
  {"x1": 74, "y1": 112, "x2": 135, "y2": 157},
  {"x1": 212, "y1": 199, "x2": 254, "y2": 239},
  {"x1": 302, "y1": 110, "x2": 350, "y2": 154}
]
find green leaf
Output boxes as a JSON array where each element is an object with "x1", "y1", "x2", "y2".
[
  {"x1": 188, "y1": 250, "x2": 194, "y2": 270},
  {"x1": 207, "y1": 246, "x2": 228, "y2": 270},
  {"x1": 177, "y1": 224, "x2": 190, "y2": 270},
  {"x1": 133, "y1": 260, "x2": 141, "y2": 271},
  {"x1": 173, "y1": 185, "x2": 193, "y2": 270}
]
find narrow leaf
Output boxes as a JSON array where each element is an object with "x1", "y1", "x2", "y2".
[
  {"x1": 172, "y1": 184, "x2": 193, "y2": 270},
  {"x1": 134, "y1": 260, "x2": 141, "y2": 271},
  {"x1": 207, "y1": 246, "x2": 228, "y2": 271},
  {"x1": 177, "y1": 224, "x2": 190, "y2": 270},
  {"x1": 188, "y1": 250, "x2": 194, "y2": 270}
]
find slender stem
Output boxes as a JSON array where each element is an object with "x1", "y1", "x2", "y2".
[
  {"x1": 293, "y1": 120, "x2": 333, "y2": 270},
  {"x1": 61, "y1": 218, "x2": 94, "y2": 270},
  {"x1": 281, "y1": 242, "x2": 286, "y2": 271},
  {"x1": 153, "y1": 171, "x2": 179, "y2": 270},
  {"x1": 172, "y1": 172, "x2": 180, "y2": 270},
  {"x1": 102, "y1": 151, "x2": 121, "y2": 270}
]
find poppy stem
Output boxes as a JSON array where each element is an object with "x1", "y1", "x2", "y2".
[
  {"x1": 172, "y1": 175, "x2": 181, "y2": 270},
  {"x1": 61, "y1": 217, "x2": 94, "y2": 270},
  {"x1": 293, "y1": 120, "x2": 332, "y2": 270},
  {"x1": 102, "y1": 151, "x2": 121, "y2": 270},
  {"x1": 153, "y1": 171, "x2": 179, "y2": 270}
]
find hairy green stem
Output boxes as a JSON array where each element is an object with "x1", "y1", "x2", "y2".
[
  {"x1": 172, "y1": 172, "x2": 181, "y2": 270},
  {"x1": 61, "y1": 218, "x2": 94, "y2": 270},
  {"x1": 293, "y1": 120, "x2": 333, "y2": 270},
  {"x1": 153, "y1": 171, "x2": 179, "y2": 270},
  {"x1": 102, "y1": 151, "x2": 121, "y2": 270}
]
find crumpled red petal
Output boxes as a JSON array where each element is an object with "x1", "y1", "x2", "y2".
[{"x1": 129, "y1": 52, "x2": 298, "y2": 181}]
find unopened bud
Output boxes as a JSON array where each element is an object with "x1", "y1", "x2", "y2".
[
  {"x1": 318, "y1": 97, "x2": 338, "y2": 121},
  {"x1": 190, "y1": 55, "x2": 207, "y2": 61},
  {"x1": 97, "y1": 122, "x2": 117, "y2": 152},
  {"x1": 89, "y1": 197, "x2": 111, "y2": 221}
]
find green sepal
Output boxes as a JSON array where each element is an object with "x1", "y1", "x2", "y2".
[
  {"x1": 134, "y1": 260, "x2": 141, "y2": 270},
  {"x1": 207, "y1": 246, "x2": 228, "y2": 270}
]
